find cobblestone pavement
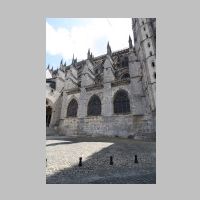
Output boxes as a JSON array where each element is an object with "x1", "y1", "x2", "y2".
[{"x1": 46, "y1": 136, "x2": 156, "y2": 184}]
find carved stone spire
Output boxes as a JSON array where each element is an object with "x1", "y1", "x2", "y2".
[
  {"x1": 72, "y1": 54, "x2": 74, "y2": 64},
  {"x1": 90, "y1": 52, "x2": 93, "y2": 60},
  {"x1": 129, "y1": 35, "x2": 133, "y2": 48},
  {"x1": 87, "y1": 49, "x2": 90, "y2": 59},
  {"x1": 60, "y1": 59, "x2": 63, "y2": 66},
  {"x1": 74, "y1": 57, "x2": 77, "y2": 64},
  {"x1": 107, "y1": 42, "x2": 112, "y2": 56}
]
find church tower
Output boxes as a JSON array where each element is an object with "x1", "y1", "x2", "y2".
[{"x1": 132, "y1": 18, "x2": 156, "y2": 112}]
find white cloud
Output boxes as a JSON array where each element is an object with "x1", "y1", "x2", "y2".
[{"x1": 46, "y1": 18, "x2": 133, "y2": 62}]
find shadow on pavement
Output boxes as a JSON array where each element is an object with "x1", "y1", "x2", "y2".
[{"x1": 46, "y1": 137, "x2": 156, "y2": 184}]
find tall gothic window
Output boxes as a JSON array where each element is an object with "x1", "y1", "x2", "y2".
[
  {"x1": 114, "y1": 90, "x2": 130, "y2": 114},
  {"x1": 87, "y1": 95, "x2": 101, "y2": 116},
  {"x1": 122, "y1": 57, "x2": 129, "y2": 67},
  {"x1": 67, "y1": 99, "x2": 78, "y2": 117},
  {"x1": 124, "y1": 57, "x2": 129, "y2": 67}
]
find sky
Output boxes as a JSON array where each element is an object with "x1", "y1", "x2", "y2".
[{"x1": 46, "y1": 18, "x2": 133, "y2": 69}]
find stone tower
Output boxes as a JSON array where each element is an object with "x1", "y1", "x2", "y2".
[{"x1": 132, "y1": 18, "x2": 156, "y2": 113}]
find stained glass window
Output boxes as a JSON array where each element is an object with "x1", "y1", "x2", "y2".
[
  {"x1": 87, "y1": 95, "x2": 101, "y2": 116},
  {"x1": 67, "y1": 99, "x2": 78, "y2": 117},
  {"x1": 114, "y1": 90, "x2": 130, "y2": 114}
]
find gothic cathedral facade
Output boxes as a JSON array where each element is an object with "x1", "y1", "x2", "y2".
[{"x1": 46, "y1": 18, "x2": 156, "y2": 141}]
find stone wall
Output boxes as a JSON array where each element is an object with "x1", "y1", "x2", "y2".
[
  {"x1": 58, "y1": 114, "x2": 155, "y2": 141},
  {"x1": 61, "y1": 84, "x2": 133, "y2": 118},
  {"x1": 58, "y1": 117, "x2": 78, "y2": 136},
  {"x1": 57, "y1": 77, "x2": 156, "y2": 141}
]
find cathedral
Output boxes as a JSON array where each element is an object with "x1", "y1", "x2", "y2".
[{"x1": 46, "y1": 18, "x2": 156, "y2": 141}]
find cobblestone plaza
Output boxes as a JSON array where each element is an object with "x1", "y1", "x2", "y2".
[{"x1": 46, "y1": 137, "x2": 156, "y2": 184}]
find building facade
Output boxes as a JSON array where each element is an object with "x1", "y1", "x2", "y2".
[{"x1": 46, "y1": 18, "x2": 156, "y2": 140}]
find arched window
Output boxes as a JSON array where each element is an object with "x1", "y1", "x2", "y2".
[
  {"x1": 67, "y1": 99, "x2": 78, "y2": 117},
  {"x1": 121, "y1": 57, "x2": 129, "y2": 67},
  {"x1": 87, "y1": 95, "x2": 101, "y2": 116},
  {"x1": 46, "y1": 106, "x2": 52, "y2": 127},
  {"x1": 114, "y1": 90, "x2": 130, "y2": 114}
]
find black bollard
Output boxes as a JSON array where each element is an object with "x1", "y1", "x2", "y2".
[
  {"x1": 110, "y1": 156, "x2": 113, "y2": 165},
  {"x1": 134, "y1": 155, "x2": 138, "y2": 163},
  {"x1": 79, "y1": 157, "x2": 82, "y2": 167}
]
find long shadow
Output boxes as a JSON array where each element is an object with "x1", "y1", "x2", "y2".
[
  {"x1": 46, "y1": 137, "x2": 156, "y2": 184},
  {"x1": 46, "y1": 141, "x2": 78, "y2": 147},
  {"x1": 46, "y1": 137, "x2": 115, "y2": 147}
]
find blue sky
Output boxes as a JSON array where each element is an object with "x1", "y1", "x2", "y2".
[{"x1": 46, "y1": 18, "x2": 133, "y2": 69}]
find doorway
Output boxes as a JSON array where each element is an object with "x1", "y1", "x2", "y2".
[{"x1": 46, "y1": 106, "x2": 52, "y2": 127}]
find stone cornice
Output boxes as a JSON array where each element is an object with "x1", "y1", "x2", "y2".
[
  {"x1": 85, "y1": 83, "x2": 104, "y2": 91},
  {"x1": 111, "y1": 79, "x2": 130, "y2": 87},
  {"x1": 65, "y1": 87, "x2": 80, "y2": 95}
]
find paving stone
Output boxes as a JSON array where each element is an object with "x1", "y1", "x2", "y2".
[{"x1": 46, "y1": 136, "x2": 156, "y2": 184}]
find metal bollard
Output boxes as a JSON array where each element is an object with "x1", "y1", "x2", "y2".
[
  {"x1": 79, "y1": 157, "x2": 82, "y2": 167},
  {"x1": 110, "y1": 156, "x2": 113, "y2": 165},
  {"x1": 134, "y1": 155, "x2": 138, "y2": 163}
]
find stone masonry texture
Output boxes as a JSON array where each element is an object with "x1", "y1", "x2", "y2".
[
  {"x1": 46, "y1": 18, "x2": 156, "y2": 141},
  {"x1": 46, "y1": 136, "x2": 156, "y2": 184}
]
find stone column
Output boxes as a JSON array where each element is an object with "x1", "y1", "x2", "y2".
[
  {"x1": 129, "y1": 50, "x2": 145, "y2": 115},
  {"x1": 102, "y1": 82, "x2": 113, "y2": 116},
  {"x1": 77, "y1": 87, "x2": 87, "y2": 118},
  {"x1": 102, "y1": 56, "x2": 115, "y2": 116}
]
